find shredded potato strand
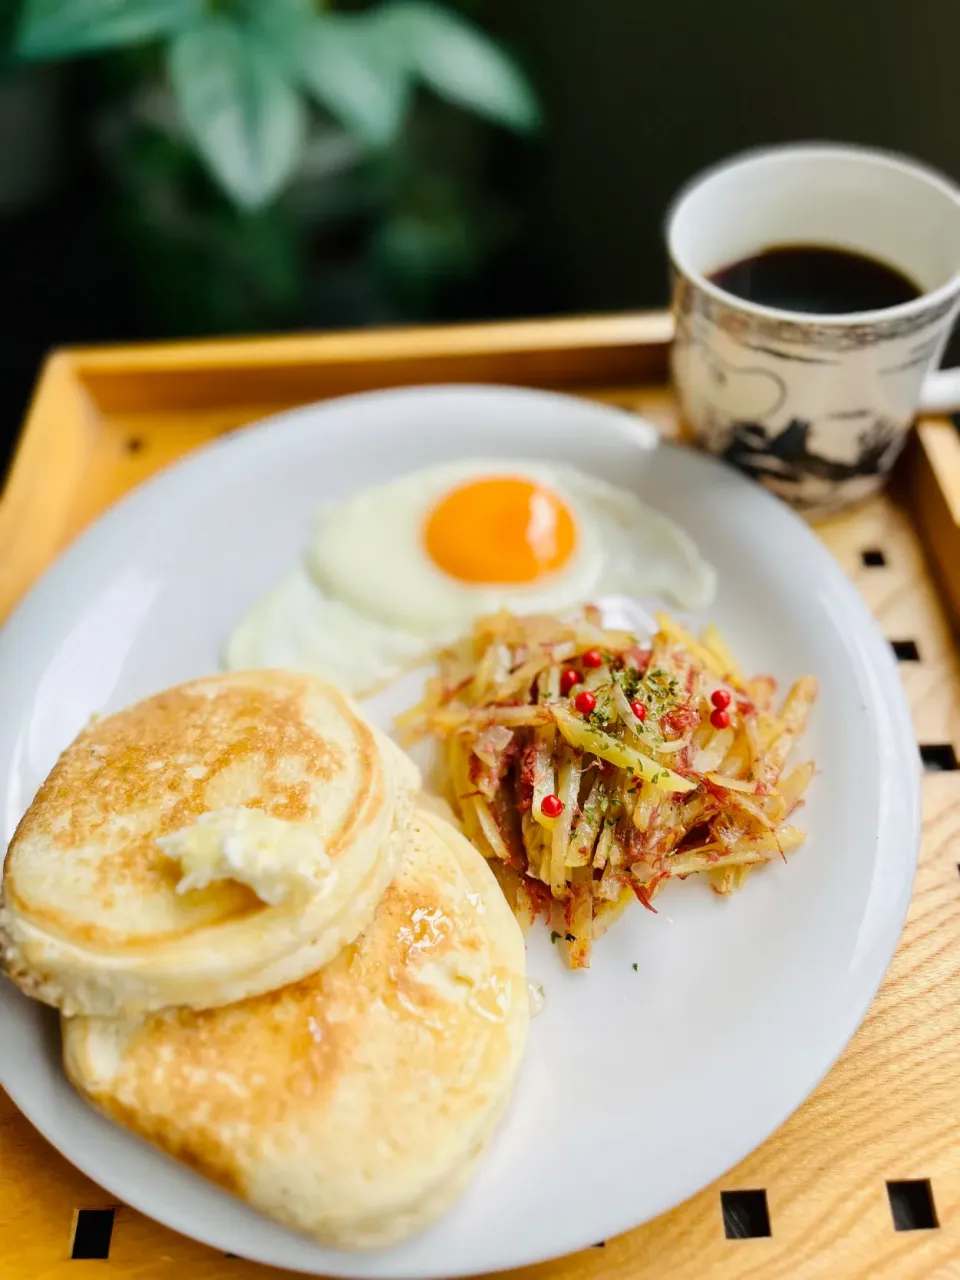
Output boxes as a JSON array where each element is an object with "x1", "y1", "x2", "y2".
[{"x1": 402, "y1": 608, "x2": 817, "y2": 969}]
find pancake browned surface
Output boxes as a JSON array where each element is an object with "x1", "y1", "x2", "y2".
[
  {"x1": 63, "y1": 807, "x2": 529, "y2": 1249},
  {"x1": 1, "y1": 671, "x2": 418, "y2": 1016}
]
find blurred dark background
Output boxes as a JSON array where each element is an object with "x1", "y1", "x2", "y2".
[{"x1": 3, "y1": 0, "x2": 960, "y2": 467}]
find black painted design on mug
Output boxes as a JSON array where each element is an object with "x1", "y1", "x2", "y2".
[
  {"x1": 742, "y1": 341, "x2": 839, "y2": 365},
  {"x1": 720, "y1": 416, "x2": 903, "y2": 511},
  {"x1": 674, "y1": 311, "x2": 788, "y2": 420},
  {"x1": 881, "y1": 333, "x2": 943, "y2": 374},
  {"x1": 703, "y1": 353, "x2": 787, "y2": 420}
]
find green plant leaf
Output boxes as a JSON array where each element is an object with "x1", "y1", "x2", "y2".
[
  {"x1": 169, "y1": 16, "x2": 306, "y2": 211},
  {"x1": 237, "y1": 0, "x2": 315, "y2": 65},
  {"x1": 240, "y1": 0, "x2": 315, "y2": 16},
  {"x1": 15, "y1": 0, "x2": 202, "y2": 61},
  {"x1": 374, "y1": 1, "x2": 540, "y2": 134},
  {"x1": 296, "y1": 15, "x2": 410, "y2": 148}
]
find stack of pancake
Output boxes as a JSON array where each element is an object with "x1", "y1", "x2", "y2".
[{"x1": 0, "y1": 671, "x2": 528, "y2": 1249}]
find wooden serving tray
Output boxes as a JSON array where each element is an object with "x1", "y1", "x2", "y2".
[{"x1": 1, "y1": 314, "x2": 958, "y2": 1280}]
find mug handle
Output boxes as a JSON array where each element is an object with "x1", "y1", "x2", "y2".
[{"x1": 920, "y1": 367, "x2": 960, "y2": 414}]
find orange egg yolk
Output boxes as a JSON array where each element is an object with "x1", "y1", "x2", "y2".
[{"x1": 424, "y1": 477, "x2": 577, "y2": 584}]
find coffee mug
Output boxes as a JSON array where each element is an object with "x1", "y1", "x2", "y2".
[{"x1": 667, "y1": 144, "x2": 960, "y2": 517}]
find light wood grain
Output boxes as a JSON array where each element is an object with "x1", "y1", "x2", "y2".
[
  {"x1": 70, "y1": 312, "x2": 675, "y2": 414},
  {"x1": 907, "y1": 420, "x2": 960, "y2": 628},
  {"x1": 0, "y1": 320, "x2": 957, "y2": 1280},
  {"x1": 0, "y1": 354, "x2": 94, "y2": 621}
]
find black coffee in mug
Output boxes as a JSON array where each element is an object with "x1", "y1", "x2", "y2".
[{"x1": 708, "y1": 244, "x2": 922, "y2": 315}]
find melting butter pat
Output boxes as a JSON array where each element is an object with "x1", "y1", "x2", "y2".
[{"x1": 157, "y1": 807, "x2": 332, "y2": 906}]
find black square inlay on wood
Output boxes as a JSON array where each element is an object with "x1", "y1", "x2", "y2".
[
  {"x1": 920, "y1": 743, "x2": 959, "y2": 772},
  {"x1": 71, "y1": 1208, "x2": 115, "y2": 1259},
  {"x1": 891, "y1": 639, "x2": 920, "y2": 662},
  {"x1": 721, "y1": 1189, "x2": 771, "y2": 1239},
  {"x1": 887, "y1": 1179, "x2": 938, "y2": 1231}
]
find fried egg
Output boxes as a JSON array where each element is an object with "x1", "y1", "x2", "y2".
[{"x1": 225, "y1": 459, "x2": 716, "y2": 693}]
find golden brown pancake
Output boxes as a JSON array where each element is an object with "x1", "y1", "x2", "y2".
[
  {"x1": 1, "y1": 671, "x2": 418, "y2": 1016},
  {"x1": 62, "y1": 807, "x2": 529, "y2": 1250}
]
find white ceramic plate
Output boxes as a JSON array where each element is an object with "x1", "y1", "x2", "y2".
[{"x1": 0, "y1": 386, "x2": 919, "y2": 1278}]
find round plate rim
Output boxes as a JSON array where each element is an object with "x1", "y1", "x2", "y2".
[{"x1": 0, "y1": 383, "x2": 921, "y2": 1278}]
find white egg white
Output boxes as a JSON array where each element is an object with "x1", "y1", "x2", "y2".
[
  {"x1": 224, "y1": 459, "x2": 717, "y2": 695},
  {"x1": 224, "y1": 568, "x2": 425, "y2": 692}
]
